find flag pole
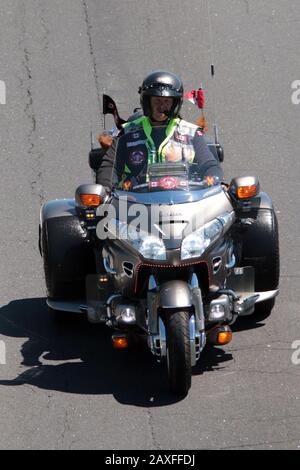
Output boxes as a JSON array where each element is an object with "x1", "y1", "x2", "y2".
[{"x1": 207, "y1": 0, "x2": 219, "y2": 145}]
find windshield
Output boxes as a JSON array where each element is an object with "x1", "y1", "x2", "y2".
[{"x1": 111, "y1": 125, "x2": 220, "y2": 194}]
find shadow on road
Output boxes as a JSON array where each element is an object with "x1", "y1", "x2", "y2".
[
  {"x1": 231, "y1": 311, "x2": 272, "y2": 333},
  {"x1": 0, "y1": 297, "x2": 234, "y2": 406}
]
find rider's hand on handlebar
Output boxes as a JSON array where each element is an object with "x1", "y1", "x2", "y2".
[
  {"x1": 97, "y1": 132, "x2": 113, "y2": 149},
  {"x1": 204, "y1": 175, "x2": 216, "y2": 186}
]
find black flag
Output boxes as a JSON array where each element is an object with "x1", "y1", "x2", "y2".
[{"x1": 102, "y1": 94, "x2": 126, "y2": 130}]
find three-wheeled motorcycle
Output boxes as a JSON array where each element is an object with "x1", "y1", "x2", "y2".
[{"x1": 39, "y1": 128, "x2": 279, "y2": 396}]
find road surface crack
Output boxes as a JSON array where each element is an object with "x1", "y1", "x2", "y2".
[
  {"x1": 146, "y1": 408, "x2": 162, "y2": 450},
  {"x1": 82, "y1": 0, "x2": 102, "y2": 120},
  {"x1": 17, "y1": 4, "x2": 45, "y2": 205}
]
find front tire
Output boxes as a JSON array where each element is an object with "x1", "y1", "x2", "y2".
[{"x1": 166, "y1": 310, "x2": 191, "y2": 396}]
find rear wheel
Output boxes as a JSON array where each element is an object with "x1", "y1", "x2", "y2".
[
  {"x1": 241, "y1": 209, "x2": 279, "y2": 319},
  {"x1": 166, "y1": 310, "x2": 191, "y2": 396},
  {"x1": 41, "y1": 217, "x2": 95, "y2": 300}
]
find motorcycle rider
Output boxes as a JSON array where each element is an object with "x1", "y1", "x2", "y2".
[{"x1": 96, "y1": 70, "x2": 223, "y2": 189}]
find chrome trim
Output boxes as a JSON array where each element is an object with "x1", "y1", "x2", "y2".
[
  {"x1": 199, "y1": 331, "x2": 206, "y2": 355},
  {"x1": 190, "y1": 273, "x2": 199, "y2": 289},
  {"x1": 190, "y1": 321, "x2": 205, "y2": 366},
  {"x1": 226, "y1": 253, "x2": 236, "y2": 269},
  {"x1": 189, "y1": 316, "x2": 197, "y2": 367},
  {"x1": 234, "y1": 294, "x2": 259, "y2": 316},
  {"x1": 158, "y1": 317, "x2": 166, "y2": 359},
  {"x1": 148, "y1": 275, "x2": 157, "y2": 291},
  {"x1": 212, "y1": 256, "x2": 222, "y2": 274},
  {"x1": 191, "y1": 287, "x2": 205, "y2": 331},
  {"x1": 151, "y1": 317, "x2": 166, "y2": 362},
  {"x1": 255, "y1": 289, "x2": 279, "y2": 303},
  {"x1": 106, "y1": 294, "x2": 122, "y2": 323},
  {"x1": 46, "y1": 299, "x2": 86, "y2": 314},
  {"x1": 234, "y1": 289, "x2": 279, "y2": 317},
  {"x1": 103, "y1": 256, "x2": 117, "y2": 275},
  {"x1": 218, "y1": 211, "x2": 235, "y2": 232}
]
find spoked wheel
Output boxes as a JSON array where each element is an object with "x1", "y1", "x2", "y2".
[{"x1": 166, "y1": 310, "x2": 191, "y2": 397}]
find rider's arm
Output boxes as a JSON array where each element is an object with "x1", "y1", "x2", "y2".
[
  {"x1": 96, "y1": 134, "x2": 126, "y2": 189},
  {"x1": 192, "y1": 130, "x2": 224, "y2": 180}
]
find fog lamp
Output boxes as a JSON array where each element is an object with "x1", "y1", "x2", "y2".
[
  {"x1": 121, "y1": 307, "x2": 136, "y2": 323},
  {"x1": 209, "y1": 304, "x2": 226, "y2": 321},
  {"x1": 115, "y1": 304, "x2": 136, "y2": 324},
  {"x1": 208, "y1": 295, "x2": 230, "y2": 322}
]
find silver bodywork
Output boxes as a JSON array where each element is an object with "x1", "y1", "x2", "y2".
[{"x1": 42, "y1": 182, "x2": 279, "y2": 368}]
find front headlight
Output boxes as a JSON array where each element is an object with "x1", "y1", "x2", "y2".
[
  {"x1": 136, "y1": 235, "x2": 166, "y2": 260},
  {"x1": 109, "y1": 219, "x2": 166, "y2": 260},
  {"x1": 181, "y1": 219, "x2": 223, "y2": 260}
]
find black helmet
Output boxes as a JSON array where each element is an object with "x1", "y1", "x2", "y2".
[{"x1": 138, "y1": 70, "x2": 184, "y2": 118}]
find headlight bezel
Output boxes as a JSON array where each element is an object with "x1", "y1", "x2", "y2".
[
  {"x1": 181, "y1": 212, "x2": 234, "y2": 261},
  {"x1": 107, "y1": 218, "x2": 167, "y2": 261}
]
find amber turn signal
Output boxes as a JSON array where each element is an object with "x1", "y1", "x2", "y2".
[
  {"x1": 112, "y1": 336, "x2": 129, "y2": 349},
  {"x1": 216, "y1": 331, "x2": 233, "y2": 346},
  {"x1": 80, "y1": 194, "x2": 102, "y2": 207},
  {"x1": 236, "y1": 185, "x2": 257, "y2": 199}
]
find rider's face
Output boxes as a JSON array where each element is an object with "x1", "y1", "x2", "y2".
[{"x1": 150, "y1": 96, "x2": 174, "y2": 122}]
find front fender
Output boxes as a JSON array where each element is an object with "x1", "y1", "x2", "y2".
[
  {"x1": 159, "y1": 281, "x2": 192, "y2": 308},
  {"x1": 40, "y1": 199, "x2": 77, "y2": 227}
]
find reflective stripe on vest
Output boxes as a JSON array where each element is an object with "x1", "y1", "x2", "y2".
[{"x1": 123, "y1": 116, "x2": 180, "y2": 164}]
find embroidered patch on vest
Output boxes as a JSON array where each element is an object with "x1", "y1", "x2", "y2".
[
  {"x1": 177, "y1": 120, "x2": 198, "y2": 137},
  {"x1": 174, "y1": 131, "x2": 188, "y2": 143},
  {"x1": 129, "y1": 150, "x2": 147, "y2": 166}
]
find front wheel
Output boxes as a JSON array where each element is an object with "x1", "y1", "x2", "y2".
[{"x1": 166, "y1": 310, "x2": 191, "y2": 396}]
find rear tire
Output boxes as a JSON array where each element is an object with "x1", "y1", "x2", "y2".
[
  {"x1": 241, "y1": 209, "x2": 279, "y2": 319},
  {"x1": 166, "y1": 310, "x2": 191, "y2": 397},
  {"x1": 41, "y1": 217, "x2": 95, "y2": 300}
]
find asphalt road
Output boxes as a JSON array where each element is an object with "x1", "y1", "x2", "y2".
[{"x1": 0, "y1": 0, "x2": 300, "y2": 450}]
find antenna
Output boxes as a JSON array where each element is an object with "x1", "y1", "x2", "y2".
[
  {"x1": 206, "y1": 0, "x2": 219, "y2": 145},
  {"x1": 90, "y1": 130, "x2": 94, "y2": 150}
]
